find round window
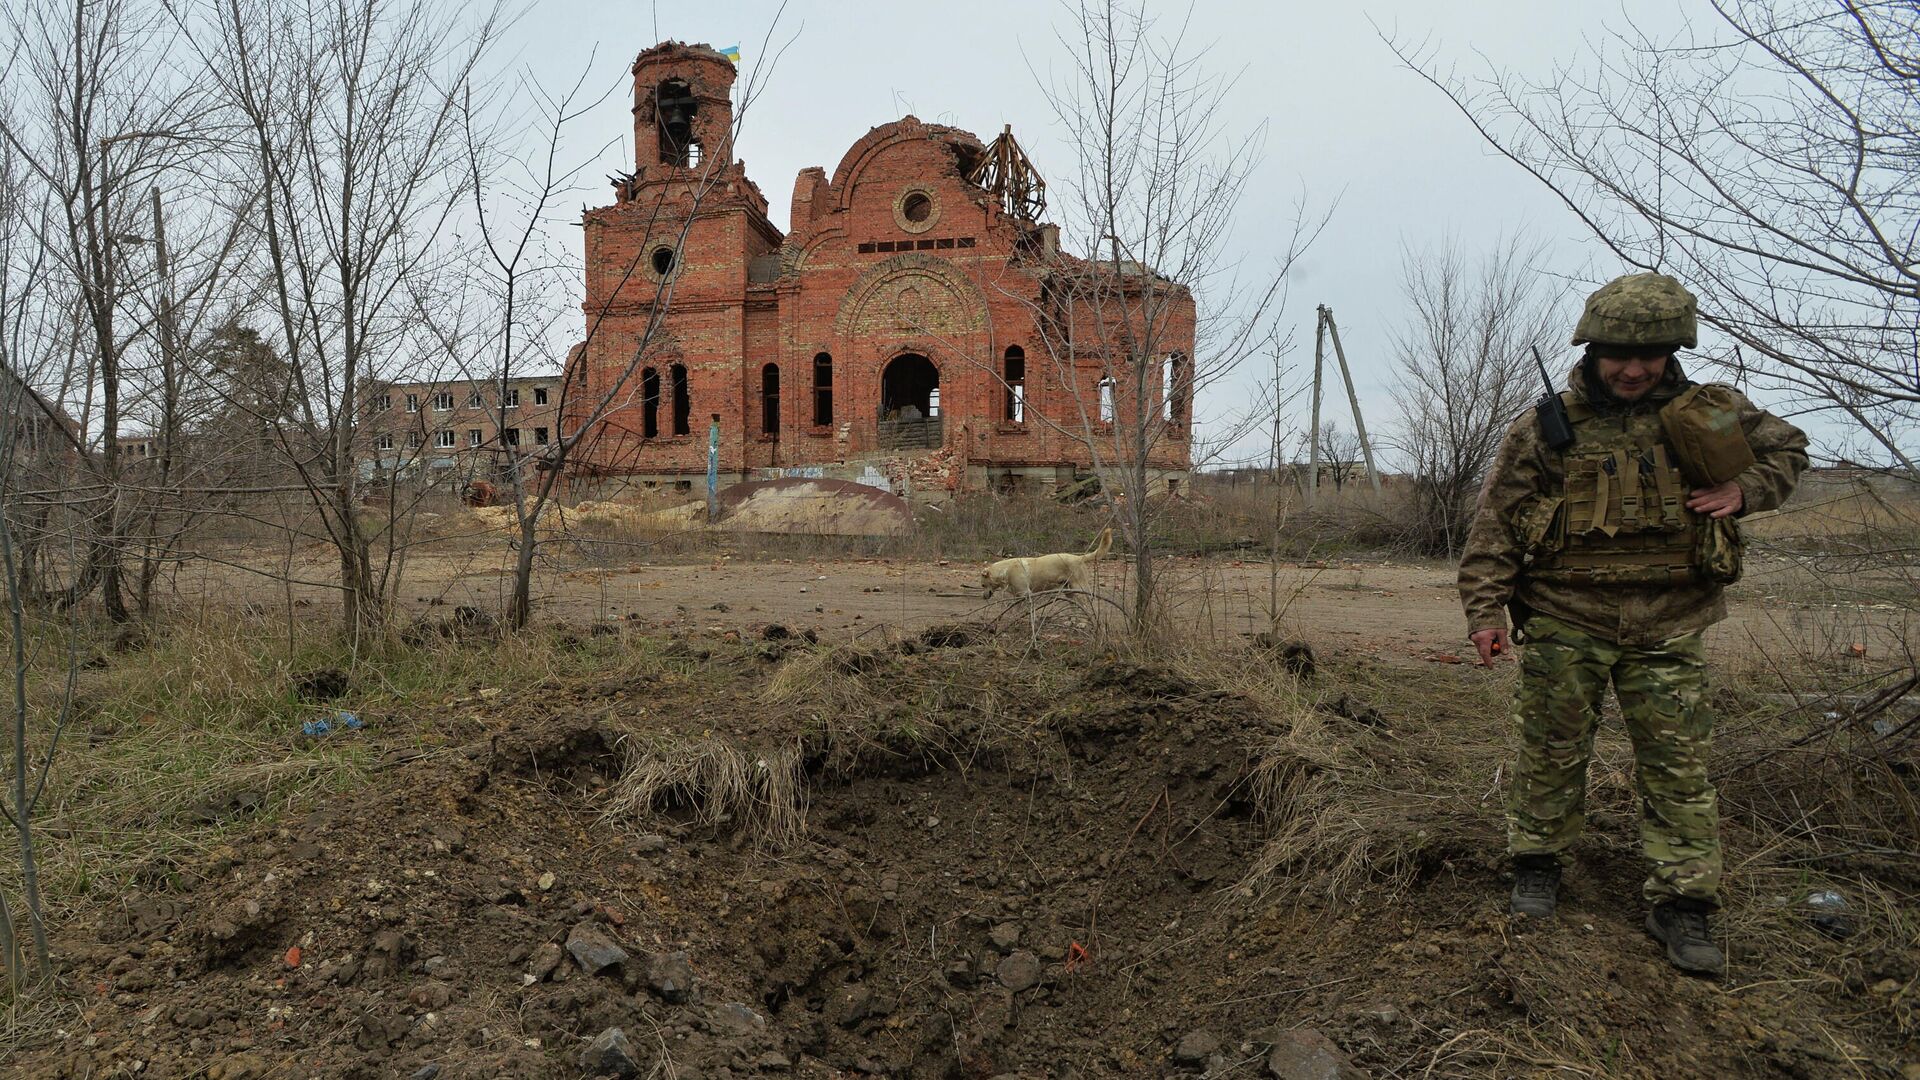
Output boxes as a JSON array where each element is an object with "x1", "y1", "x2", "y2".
[
  {"x1": 650, "y1": 247, "x2": 677, "y2": 277},
  {"x1": 893, "y1": 187, "x2": 939, "y2": 234}
]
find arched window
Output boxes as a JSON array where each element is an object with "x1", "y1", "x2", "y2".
[
  {"x1": 1098, "y1": 375, "x2": 1116, "y2": 424},
  {"x1": 670, "y1": 364, "x2": 690, "y2": 436},
  {"x1": 812, "y1": 352, "x2": 833, "y2": 426},
  {"x1": 640, "y1": 367, "x2": 659, "y2": 439},
  {"x1": 761, "y1": 363, "x2": 780, "y2": 435},
  {"x1": 1003, "y1": 346, "x2": 1025, "y2": 423}
]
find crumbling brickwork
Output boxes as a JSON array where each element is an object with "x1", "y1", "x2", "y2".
[{"x1": 563, "y1": 41, "x2": 1194, "y2": 495}]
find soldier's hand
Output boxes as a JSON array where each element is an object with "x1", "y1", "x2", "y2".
[
  {"x1": 1686, "y1": 480, "x2": 1744, "y2": 519},
  {"x1": 1470, "y1": 628, "x2": 1510, "y2": 667}
]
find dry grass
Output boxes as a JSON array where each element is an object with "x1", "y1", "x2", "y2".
[
  {"x1": 602, "y1": 734, "x2": 809, "y2": 847},
  {"x1": 1164, "y1": 647, "x2": 1514, "y2": 901},
  {"x1": 0, "y1": 612, "x2": 657, "y2": 918}
]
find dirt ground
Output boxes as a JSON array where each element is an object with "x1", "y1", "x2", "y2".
[
  {"x1": 14, "y1": 626, "x2": 1916, "y2": 1079},
  {"x1": 9, "y1": 520, "x2": 1913, "y2": 1078},
  {"x1": 174, "y1": 534, "x2": 1912, "y2": 673}
]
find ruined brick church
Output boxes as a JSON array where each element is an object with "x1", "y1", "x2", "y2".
[{"x1": 561, "y1": 42, "x2": 1194, "y2": 497}]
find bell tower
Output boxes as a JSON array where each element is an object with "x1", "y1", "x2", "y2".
[{"x1": 631, "y1": 43, "x2": 736, "y2": 180}]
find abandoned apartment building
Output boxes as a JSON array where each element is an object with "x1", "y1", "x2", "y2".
[
  {"x1": 359, "y1": 376, "x2": 561, "y2": 483},
  {"x1": 559, "y1": 41, "x2": 1195, "y2": 500}
]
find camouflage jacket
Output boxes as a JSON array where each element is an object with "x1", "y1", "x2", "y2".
[{"x1": 1458, "y1": 362, "x2": 1808, "y2": 646}]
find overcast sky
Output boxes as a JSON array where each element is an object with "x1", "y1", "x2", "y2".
[{"x1": 511, "y1": 0, "x2": 1709, "y2": 468}]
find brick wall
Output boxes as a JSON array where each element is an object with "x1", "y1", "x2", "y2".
[{"x1": 563, "y1": 41, "x2": 1194, "y2": 493}]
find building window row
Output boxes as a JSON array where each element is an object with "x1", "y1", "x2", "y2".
[
  {"x1": 857, "y1": 237, "x2": 975, "y2": 255},
  {"x1": 387, "y1": 386, "x2": 548, "y2": 413},
  {"x1": 396, "y1": 426, "x2": 546, "y2": 451}
]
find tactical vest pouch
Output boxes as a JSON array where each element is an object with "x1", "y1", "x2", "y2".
[
  {"x1": 1563, "y1": 452, "x2": 1686, "y2": 539},
  {"x1": 1514, "y1": 495, "x2": 1564, "y2": 557},
  {"x1": 1540, "y1": 446, "x2": 1700, "y2": 586},
  {"x1": 1659, "y1": 384, "x2": 1755, "y2": 487},
  {"x1": 1695, "y1": 515, "x2": 1743, "y2": 584}
]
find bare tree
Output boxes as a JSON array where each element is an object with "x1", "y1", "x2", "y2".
[
  {"x1": 0, "y1": 0, "x2": 214, "y2": 620},
  {"x1": 1391, "y1": 0, "x2": 1920, "y2": 478},
  {"x1": 1024, "y1": 0, "x2": 1322, "y2": 632},
  {"x1": 0, "y1": 88, "x2": 64, "y2": 999},
  {"x1": 1387, "y1": 234, "x2": 1564, "y2": 557},
  {"x1": 187, "y1": 0, "x2": 504, "y2": 633}
]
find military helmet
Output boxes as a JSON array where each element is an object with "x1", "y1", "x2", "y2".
[{"x1": 1571, "y1": 272, "x2": 1697, "y2": 349}]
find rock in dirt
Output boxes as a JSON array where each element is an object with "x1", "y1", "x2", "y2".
[
  {"x1": 567, "y1": 920, "x2": 630, "y2": 976},
  {"x1": 829, "y1": 646, "x2": 886, "y2": 676},
  {"x1": 115, "y1": 968, "x2": 156, "y2": 992},
  {"x1": 292, "y1": 667, "x2": 350, "y2": 701},
  {"x1": 364, "y1": 930, "x2": 412, "y2": 978},
  {"x1": 1322, "y1": 694, "x2": 1388, "y2": 730},
  {"x1": 205, "y1": 1054, "x2": 271, "y2": 1080},
  {"x1": 643, "y1": 950, "x2": 695, "y2": 1003},
  {"x1": 632, "y1": 833, "x2": 669, "y2": 854},
  {"x1": 1266, "y1": 1028, "x2": 1364, "y2": 1080},
  {"x1": 918, "y1": 623, "x2": 981, "y2": 649},
  {"x1": 407, "y1": 981, "x2": 455, "y2": 1010},
  {"x1": 988, "y1": 922, "x2": 1021, "y2": 952},
  {"x1": 1250, "y1": 634, "x2": 1316, "y2": 677},
  {"x1": 996, "y1": 950, "x2": 1043, "y2": 992},
  {"x1": 711, "y1": 1002, "x2": 767, "y2": 1036},
  {"x1": 409, "y1": 1065, "x2": 442, "y2": 1080},
  {"x1": 580, "y1": 1027, "x2": 643, "y2": 1077},
  {"x1": 355, "y1": 1011, "x2": 409, "y2": 1051},
  {"x1": 1174, "y1": 1029, "x2": 1220, "y2": 1066},
  {"x1": 829, "y1": 984, "x2": 876, "y2": 1028},
  {"x1": 1364, "y1": 1003, "x2": 1400, "y2": 1026},
  {"x1": 527, "y1": 942, "x2": 565, "y2": 983}
]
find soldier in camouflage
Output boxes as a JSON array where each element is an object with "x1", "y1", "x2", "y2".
[{"x1": 1458, "y1": 272, "x2": 1808, "y2": 977}]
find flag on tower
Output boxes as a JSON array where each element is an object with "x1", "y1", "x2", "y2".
[{"x1": 719, "y1": 44, "x2": 741, "y2": 64}]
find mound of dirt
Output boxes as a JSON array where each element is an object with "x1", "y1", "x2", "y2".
[{"x1": 18, "y1": 637, "x2": 1915, "y2": 1079}]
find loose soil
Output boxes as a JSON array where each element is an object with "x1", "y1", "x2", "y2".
[{"x1": 16, "y1": 627, "x2": 1915, "y2": 1079}]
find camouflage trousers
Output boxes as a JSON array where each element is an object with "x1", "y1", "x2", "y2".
[{"x1": 1507, "y1": 613, "x2": 1721, "y2": 902}]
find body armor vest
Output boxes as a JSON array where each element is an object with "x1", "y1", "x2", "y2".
[{"x1": 1525, "y1": 391, "x2": 1739, "y2": 587}]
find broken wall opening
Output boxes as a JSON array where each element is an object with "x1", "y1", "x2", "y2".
[{"x1": 656, "y1": 78, "x2": 700, "y2": 166}]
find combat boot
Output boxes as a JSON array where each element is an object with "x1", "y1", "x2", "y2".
[
  {"x1": 1508, "y1": 854, "x2": 1560, "y2": 918},
  {"x1": 1646, "y1": 897, "x2": 1725, "y2": 976}
]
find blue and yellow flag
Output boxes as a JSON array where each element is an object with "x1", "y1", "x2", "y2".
[{"x1": 719, "y1": 44, "x2": 741, "y2": 64}]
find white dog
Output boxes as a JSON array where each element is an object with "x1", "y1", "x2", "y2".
[{"x1": 980, "y1": 527, "x2": 1112, "y2": 599}]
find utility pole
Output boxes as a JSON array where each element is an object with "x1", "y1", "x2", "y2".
[
  {"x1": 1308, "y1": 308, "x2": 1325, "y2": 507},
  {"x1": 1320, "y1": 307, "x2": 1383, "y2": 496}
]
